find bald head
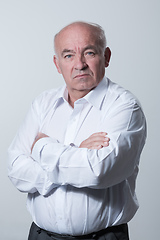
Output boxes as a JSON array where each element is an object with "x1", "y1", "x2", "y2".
[{"x1": 54, "y1": 21, "x2": 107, "y2": 56}]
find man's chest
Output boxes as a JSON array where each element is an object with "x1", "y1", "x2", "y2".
[{"x1": 40, "y1": 102, "x2": 104, "y2": 146}]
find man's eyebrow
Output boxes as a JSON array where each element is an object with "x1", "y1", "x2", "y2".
[
  {"x1": 61, "y1": 49, "x2": 75, "y2": 56},
  {"x1": 61, "y1": 45, "x2": 98, "y2": 57},
  {"x1": 83, "y1": 45, "x2": 98, "y2": 52}
]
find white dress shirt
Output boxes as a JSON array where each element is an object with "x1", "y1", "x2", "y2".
[{"x1": 8, "y1": 77, "x2": 147, "y2": 235}]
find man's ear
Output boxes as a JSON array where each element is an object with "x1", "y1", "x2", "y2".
[
  {"x1": 53, "y1": 55, "x2": 62, "y2": 74},
  {"x1": 104, "y1": 47, "x2": 111, "y2": 67}
]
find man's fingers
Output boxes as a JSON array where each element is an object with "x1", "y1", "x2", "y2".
[
  {"x1": 89, "y1": 133, "x2": 110, "y2": 146},
  {"x1": 90, "y1": 132, "x2": 107, "y2": 138},
  {"x1": 79, "y1": 132, "x2": 110, "y2": 149}
]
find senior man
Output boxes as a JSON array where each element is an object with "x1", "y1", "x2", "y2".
[{"x1": 8, "y1": 21, "x2": 146, "y2": 240}]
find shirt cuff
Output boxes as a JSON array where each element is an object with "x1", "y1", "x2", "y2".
[{"x1": 31, "y1": 137, "x2": 58, "y2": 162}]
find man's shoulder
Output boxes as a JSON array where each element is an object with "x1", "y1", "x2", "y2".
[
  {"x1": 35, "y1": 86, "x2": 64, "y2": 102},
  {"x1": 107, "y1": 78, "x2": 139, "y2": 104},
  {"x1": 32, "y1": 85, "x2": 65, "y2": 111},
  {"x1": 102, "y1": 78, "x2": 143, "y2": 113}
]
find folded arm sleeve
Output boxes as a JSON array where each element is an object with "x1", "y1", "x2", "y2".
[
  {"x1": 31, "y1": 101, "x2": 147, "y2": 189},
  {"x1": 8, "y1": 98, "x2": 59, "y2": 196}
]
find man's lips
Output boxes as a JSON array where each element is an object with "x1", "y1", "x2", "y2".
[{"x1": 73, "y1": 73, "x2": 90, "y2": 79}]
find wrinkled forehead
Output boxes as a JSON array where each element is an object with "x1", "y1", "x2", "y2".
[{"x1": 54, "y1": 24, "x2": 103, "y2": 55}]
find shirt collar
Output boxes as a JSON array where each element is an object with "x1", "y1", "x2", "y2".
[
  {"x1": 83, "y1": 77, "x2": 108, "y2": 109},
  {"x1": 50, "y1": 85, "x2": 66, "y2": 109},
  {"x1": 54, "y1": 77, "x2": 108, "y2": 110}
]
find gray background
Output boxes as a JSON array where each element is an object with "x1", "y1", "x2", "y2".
[{"x1": 0, "y1": 0, "x2": 159, "y2": 239}]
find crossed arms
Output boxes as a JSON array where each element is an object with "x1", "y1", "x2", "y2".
[
  {"x1": 8, "y1": 94, "x2": 146, "y2": 196},
  {"x1": 31, "y1": 132, "x2": 110, "y2": 152}
]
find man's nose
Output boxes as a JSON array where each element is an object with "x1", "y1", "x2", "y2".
[{"x1": 74, "y1": 55, "x2": 88, "y2": 70}]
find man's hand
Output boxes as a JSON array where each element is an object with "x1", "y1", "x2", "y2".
[
  {"x1": 79, "y1": 132, "x2": 110, "y2": 150},
  {"x1": 31, "y1": 132, "x2": 110, "y2": 153},
  {"x1": 31, "y1": 132, "x2": 49, "y2": 153}
]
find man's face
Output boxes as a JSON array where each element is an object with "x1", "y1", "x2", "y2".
[{"x1": 54, "y1": 24, "x2": 110, "y2": 98}]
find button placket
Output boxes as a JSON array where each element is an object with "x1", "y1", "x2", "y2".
[{"x1": 63, "y1": 104, "x2": 83, "y2": 146}]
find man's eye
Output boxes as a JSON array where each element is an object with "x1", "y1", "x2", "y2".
[
  {"x1": 86, "y1": 51, "x2": 96, "y2": 57},
  {"x1": 64, "y1": 54, "x2": 72, "y2": 59}
]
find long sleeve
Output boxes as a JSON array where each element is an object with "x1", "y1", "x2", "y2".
[
  {"x1": 8, "y1": 97, "x2": 59, "y2": 196},
  {"x1": 31, "y1": 100, "x2": 146, "y2": 189}
]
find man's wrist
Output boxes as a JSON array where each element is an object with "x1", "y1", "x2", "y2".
[{"x1": 31, "y1": 137, "x2": 58, "y2": 162}]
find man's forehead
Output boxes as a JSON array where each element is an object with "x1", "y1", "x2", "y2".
[
  {"x1": 56, "y1": 24, "x2": 98, "y2": 43},
  {"x1": 54, "y1": 23, "x2": 104, "y2": 56},
  {"x1": 57, "y1": 31, "x2": 97, "y2": 50}
]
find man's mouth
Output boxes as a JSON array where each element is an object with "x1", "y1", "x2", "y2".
[{"x1": 74, "y1": 74, "x2": 90, "y2": 79}]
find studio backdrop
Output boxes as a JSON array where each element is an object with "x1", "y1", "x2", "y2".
[{"x1": 0, "y1": 0, "x2": 159, "y2": 239}]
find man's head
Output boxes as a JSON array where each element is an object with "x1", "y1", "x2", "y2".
[{"x1": 53, "y1": 21, "x2": 111, "y2": 102}]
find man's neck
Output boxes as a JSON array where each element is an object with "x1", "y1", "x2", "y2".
[{"x1": 67, "y1": 89, "x2": 90, "y2": 108}]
